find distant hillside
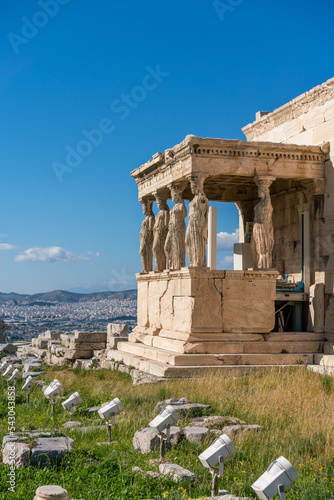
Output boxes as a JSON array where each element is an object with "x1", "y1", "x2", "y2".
[{"x1": 0, "y1": 289, "x2": 137, "y2": 305}]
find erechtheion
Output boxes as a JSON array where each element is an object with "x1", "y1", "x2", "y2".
[{"x1": 111, "y1": 77, "x2": 334, "y2": 377}]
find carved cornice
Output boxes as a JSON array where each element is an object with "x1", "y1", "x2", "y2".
[
  {"x1": 136, "y1": 268, "x2": 279, "y2": 281},
  {"x1": 242, "y1": 77, "x2": 334, "y2": 140}
]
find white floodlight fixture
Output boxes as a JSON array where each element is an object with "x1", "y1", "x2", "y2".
[
  {"x1": 251, "y1": 456, "x2": 298, "y2": 500},
  {"x1": 0, "y1": 360, "x2": 10, "y2": 374},
  {"x1": 22, "y1": 375, "x2": 35, "y2": 404},
  {"x1": 8, "y1": 368, "x2": 21, "y2": 385},
  {"x1": 43, "y1": 379, "x2": 64, "y2": 417},
  {"x1": 149, "y1": 405, "x2": 179, "y2": 460},
  {"x1": 62, "y1": 391, "x2": 83, "y2": 415},
  {"x1": 3, "y1": 364, "x2": 15, "y2": 379},
  {"x1": 198, "y1": 434, "x2": 237, "y2": 496},
  {"x1": 98, "y1": 398, "x2": 124, "y2": 443}
]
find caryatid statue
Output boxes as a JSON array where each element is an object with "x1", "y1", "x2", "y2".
[
  {"x1": 139, "y1": 198, "x2": 155, "y2": 273},
  {"x1": 252, "y1": 177, "x2": 275, "y2": 269},
  {"x1": 164, "y1": 183, "x2": 187, "y2": 270},
  {"x1": 186, "y1": 175, "x2": 209, "y2": 267},
  {"x1": 153, "y1": 192, "x2": 170, "y2": 272}
]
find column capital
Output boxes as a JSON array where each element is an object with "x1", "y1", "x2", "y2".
[{"x1": 254, "y1": 175, "x2": 276, "y2": 189}]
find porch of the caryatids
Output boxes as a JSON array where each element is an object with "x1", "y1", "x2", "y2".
[{"x1": 185, "y1": 174, "x2": 209, "y2": 268}]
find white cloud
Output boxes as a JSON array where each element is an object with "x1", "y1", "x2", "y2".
[
  {"x1": 217, "y1": 229, "x2": 239, "y2": 251},
  {"x1": 15, "y1": 246, "x2": 91, "y2": 263},
  {"x1": 219, "y1": 255, "x2": 234, "y2": 269},
  {"x1": 0, "y1": 244, "x2": 18, "y2": 251},
  {"x1": 88, "y1": 251, "x2": 100, "y2": 258}
]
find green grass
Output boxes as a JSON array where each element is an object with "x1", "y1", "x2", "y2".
[{"x1": 0, "y1": 366, "x2": 334, "y2": 499}]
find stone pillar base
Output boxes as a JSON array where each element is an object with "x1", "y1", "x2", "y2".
[{"x1": 134, "y1": 268, "x2": 278, "y2": 349}]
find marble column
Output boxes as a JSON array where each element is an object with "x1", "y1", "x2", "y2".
[
  {"x1": 164, "y1": 183, "x2": 187, "y2": 270},
  {"x1": 153, "y1": 191, "x2": 170, "y2": 272},
  {"x1": 185, "y1": 175, "x2": 209, "y2": 267},
  {"x1": 252, "y1": 176, "x2": 275, "y2": 269},
  {"x1": 139, "y1": 198, "x2": 155, "y2": 274}
]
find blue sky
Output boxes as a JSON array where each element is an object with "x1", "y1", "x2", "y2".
[{"x1": 1, "y1": 0, "x2": 333, "y2": 294}]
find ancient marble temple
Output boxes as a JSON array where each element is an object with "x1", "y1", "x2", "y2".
[{"x1": 109, "y1": 77, "x2": 334, "y2": 377}]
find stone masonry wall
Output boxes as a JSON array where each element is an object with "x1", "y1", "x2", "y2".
[{"x1": 243, "y1": 77, "x2": 334, "y2": 331}]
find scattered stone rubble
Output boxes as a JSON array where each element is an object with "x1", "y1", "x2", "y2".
[
  {"x1": 133, "y1": 398, "x2": 263, "y2": 454},
  {"x1": 23, "y1": 323, "x2": 129, "y2": 368}
]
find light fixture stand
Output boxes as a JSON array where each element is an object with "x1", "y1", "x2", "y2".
[
  {"x1": 105, "y1": 413, "x2": 115, "y2": 443},
  {"x1": 210, "y1": 456, "x2": 224, "y2": 496},
  {"x1": 278, "y1": 484, "x2": 286, "y2": 500},
  {"x1": 158, "y1": 423, "x2": 171, "y2": 461}
]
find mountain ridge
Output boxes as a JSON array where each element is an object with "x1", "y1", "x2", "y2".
[{"x1": 0, "y1": 289, "x2": 137, "y2": 305}]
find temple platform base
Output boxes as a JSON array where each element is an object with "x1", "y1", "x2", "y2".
[{"x1": 108, "y1": 332, "x2": 329, "y2": 378}]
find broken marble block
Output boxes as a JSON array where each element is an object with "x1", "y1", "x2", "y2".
[
  {"x1": 31, "y1": 437, "x2": 75, "y2": 467},
  {"x1": 107, "y1": 323, "x2": 128, "y2": 348},
  {"x1": 154, "y1": 398, "x2": 211, "y2": 415},
  {"x1": 222, "y1": 424, "x2": 263, "y2": 435},
  {"x1": 183, "y1": 426, "x2": 210, "y2": 444},
  {"x1": 0, "y1": 344, "x2": 18, "y2": 355},
  {"x1": 159, "y1": 463, "x2": 196, "y2": 482},
  {"x1": 133, "y1": 426, "x2": 181, "y2": 453},
  {"x1": 2, "y1": 442, "x2": 30, "y2": 468}
]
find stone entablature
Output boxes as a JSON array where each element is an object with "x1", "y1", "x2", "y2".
[
  {"x1": 132, "y1": 136, "x2": 326, "y2": 202},
  {"x1": 133, "y1": 136, "x2": 327, "y2": 275},
  {"x1": 242, "y1": 76, "x2": 334, "y2": 141}
]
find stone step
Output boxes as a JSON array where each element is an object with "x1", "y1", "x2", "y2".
[
  {"x1": 109, "y1": 349, "x2": 307, "y2": 378},
  {"x1": 150, "y1": 336, "x2": 323, "y2": 354},
  {"x1": 116, "y1": 341, "x2": 313, "y2": 366},
  {"x1": 307, "y1": 365, "x2": 334, "y2": 376},
  {"x1": 324, "y1": 343, "x2": 334, "y2": 354},
  {"x1": 314, "y1": 354, "x2": 334, "y2": 367}
]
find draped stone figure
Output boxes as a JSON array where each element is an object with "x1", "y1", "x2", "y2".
[
  {"x1": 139, "y1": 199, "x2": 155, "y2": 273},
  {"x1": 164, "y1": 184, "x2": 187, "y2": 270},
  {"x1": 252, "y1": 177, "x2": 275, "y2": 269},
  {"x1": 186, "y1": 176, "x2": 209, "y2": 267},
  {"x1": 153, "y1": 194, "x2": 170, "y2": 272}
]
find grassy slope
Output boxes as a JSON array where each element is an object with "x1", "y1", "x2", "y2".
[{"x1": 0, "y1": 366, "x2": 334, "y2": 500}]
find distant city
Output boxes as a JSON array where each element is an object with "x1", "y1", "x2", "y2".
[{"x1": 0, "y1": 290, "x2": 137, "y2": 342}]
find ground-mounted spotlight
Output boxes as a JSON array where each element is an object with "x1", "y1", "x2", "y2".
[
  {"x1": 198, "y1": 434, "x2": 236, "y2": 497},
  {"x1": 8, "y1": 368, "x2": 21, "y2": 386},
  {"x1": 22, "y1": 375, "x2": 35, "y2": 404},
  {"x1": 43, "y1": 379, "x2": 64, "y2": 417},
  {"x1": 149, "y1": 405, "x2": 179, "y2": 460},
  {"x1": 251, "y1": 456, "x2": 298, "y2": 500},
  {"x1": 0, "y1": 360, "x2": 10, "y2": 375},
  {"x1": 3, "y1": 364, "x2": 15, "y2": 380},
  {"x1": 98, "y1": 398, "x2": 124, "y2": 443},
  {"x1": 62, "y1": 391, "x2": 83, "y2": 415}
]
